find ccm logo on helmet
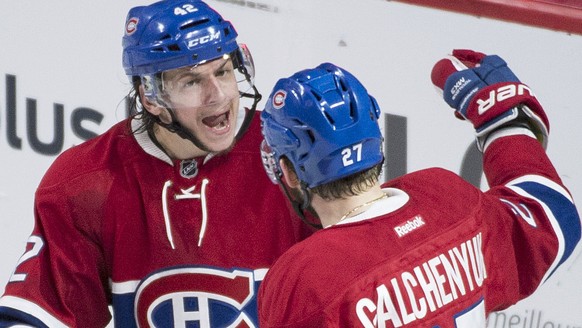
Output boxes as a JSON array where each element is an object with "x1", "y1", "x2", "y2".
[
  {"x1": 187, "y1": 31, "x2": 221, "y2": 49},
  {"x1": 272, "y1": 90, "x2": 287, "y2": 109},
  {"x1": 477, "y1": 83, "x2": 534, "y2": 115}
]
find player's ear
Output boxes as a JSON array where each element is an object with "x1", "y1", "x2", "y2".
[
  {"x1": 279, "y1": 159, "x2": 300, "y2": 189},
  {"x1": 139, "y1": 85, "x2": 168, "y2": 119}
]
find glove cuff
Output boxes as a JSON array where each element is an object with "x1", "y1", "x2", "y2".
[
  {"x1": 475, "y1": 104, "x2": 549, "y2": 152},
  {"x1": 468, "y1": 81, "x2": 548, "y2": 126}
]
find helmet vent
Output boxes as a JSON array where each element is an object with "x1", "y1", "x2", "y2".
[
  {"x1": 349, "y1": 100, "x2": 357, "y2": 118},
  {"x1": 307, "y1": 130, "x2": 316, "y2": 143},
  {"x1": 310, "y1": 90, "x2": 322, "y2": 101},
  {"x1": 180, "y1": 19, "x2": 210, "y2": 31},
  {"x1": 323, "y1": 111, "x2": 335, "y2": 125},
  {"x1": 167, "y1": 44, "x2": 181, "y2": 52},
  {"x1": 338, "y1": 78, "x2": 349, "y2": 92}
]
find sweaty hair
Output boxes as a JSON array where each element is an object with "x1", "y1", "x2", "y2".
[{"x1": 282, "y1": 157, "x2": 383, "y2": 201}]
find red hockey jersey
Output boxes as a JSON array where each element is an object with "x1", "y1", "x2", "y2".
[
  {"x1": 0, "y1": 115, "x2": 311, "y2": 327},
  {"x1": 258, "y1": 135, "x2": 581, "y2": 327}
]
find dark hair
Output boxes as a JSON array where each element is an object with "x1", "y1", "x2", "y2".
[
  {"x1": 282, "y1": 157, "x2": 383, "y2": 201},
  {"x1": 127, "y1": 76, "x2": 158, "y2": 135}
]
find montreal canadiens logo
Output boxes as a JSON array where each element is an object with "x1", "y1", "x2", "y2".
[
  {"x1": 134, "y1": 267, "x2": 258, "y2": 328},
  {"x1": 126, "y1": 17, "x2": 139, "y2": 35},
  {"x1": 272, "y1": 90, "x2": 287, "y2": 109}
]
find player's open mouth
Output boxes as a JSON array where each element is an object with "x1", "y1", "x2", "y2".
[{"x1": 202, "y1": 111, "x2": 230, "y2": 131}]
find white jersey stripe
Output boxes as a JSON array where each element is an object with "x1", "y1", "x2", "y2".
[{"x1": 0, "y1": 296, "x2": 69, "y2": 328}]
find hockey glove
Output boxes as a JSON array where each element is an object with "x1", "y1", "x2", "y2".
[{"x1": 431, "y1": 49, "x2": 549, "y2": 151}]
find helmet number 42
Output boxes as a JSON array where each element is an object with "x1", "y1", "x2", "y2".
[
  {"x1": 174, "y1": 4, "x2": 198, "y2": 16},
  {"x1": 342, "y1": 143, "x2": 363, "y2": 167}
]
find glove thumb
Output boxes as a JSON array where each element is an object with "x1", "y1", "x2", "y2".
[
  {"x1": 431, "y1": 54, "x2": 484, "y2": 120},
  {"x1": 431, "y1": 49, "x2": 486, "y2": 93},
  {"x1": 431, "y1": 56, "x2": 467, "y2": 94},
  {"x1": 451, "y1": 49, "x2": 486, "y2": 67}
]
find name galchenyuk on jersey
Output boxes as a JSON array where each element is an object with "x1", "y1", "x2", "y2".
[{"x1": 356, "y1": 233, "x2": 486, "y2": 327}]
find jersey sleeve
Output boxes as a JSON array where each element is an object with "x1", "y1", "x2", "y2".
[
  {"x1": 481, "y1": 133, "x2": 581, "y2": 311},
  {"x1": 0, "y1": 173, "x2": 112, "y2": 327}
]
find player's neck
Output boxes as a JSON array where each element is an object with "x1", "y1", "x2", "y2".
[
  {"x1": 313, "y1": 185, "x2": 385, "y2": 228},
  {"x1": 153, "y1": 124, "x2": 209, "y2": 160}
]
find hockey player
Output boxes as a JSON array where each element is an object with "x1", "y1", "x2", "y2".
[
  {"x1": 257, "y1": 56, "x2": 581, "y2": 327},
  {"x1": 0, "y1": 1, "x2": 310, "y2": 326}
]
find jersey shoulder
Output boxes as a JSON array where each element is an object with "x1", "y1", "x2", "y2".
[
  {"x1": 386, "y1": 167, "x2": 481, "y2": 203},
  {"x1": 38, "y1": 119, "x2": 141, "y2": 189}
]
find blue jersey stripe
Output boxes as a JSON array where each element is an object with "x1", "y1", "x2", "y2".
[{"x1": 513, "y1": 180, "x2": 581, "y2": 272}]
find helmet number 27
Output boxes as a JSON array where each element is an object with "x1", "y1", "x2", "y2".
[{"x1": 342, "y1": 143, "x2": 363, "y2": 167}]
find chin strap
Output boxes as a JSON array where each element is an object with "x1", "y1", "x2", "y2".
[
  {"x1": 234, "y1": 84, "x2": 261, "y2": 143},
  {"x1": 157, "y1": 62, "x2": 262, "y2": 152},
  {"x1": 233, "y1": 50, "x2": 262, "y2": 141},
  {"x1": 154, "y1": 108, "x2": 212, "y2": 152},
  {"x1": 275, "y1": 175, "x2": 323, "y2": 230}
]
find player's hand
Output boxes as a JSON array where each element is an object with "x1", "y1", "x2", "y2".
[{"x1": 431, "y1": 49, "x2": 549, "y2": 149}]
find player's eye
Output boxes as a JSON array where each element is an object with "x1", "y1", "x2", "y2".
[
  {"x1": 182, "y1": 78, "x2": 201, "y2": 88},
  {"x1": 216, "y1": 68, "x2": 232, "y2": 77}
]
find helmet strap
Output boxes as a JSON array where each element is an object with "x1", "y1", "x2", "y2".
[
  {"x1": 235, "y1": 82, "x2": 261, "y2": 141},
  {"x1": 276, "y1": 175, "x2": 322, "y2": 230},
  {"x1": 154, "y1": 107, "x2": 212, "y2": 153},
  {"x1": 151, "y1": 51, "x2": 262, "y2": 153},
  {"x1": 233, "y1": 49, "x2": 262, "y2": 140}
]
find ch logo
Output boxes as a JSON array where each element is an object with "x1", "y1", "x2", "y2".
[
  {"x1": 272, "y1": 90, "x2": 286, "y2": 109},
  {"x1": 500, "y1": 198, "x2": 536, "y2": 227},
  {"x1": 135, "y1": 267, "x2": 258, "y2": 328}
]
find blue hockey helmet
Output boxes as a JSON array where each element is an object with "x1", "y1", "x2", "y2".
[
  {"x1": 122, "y1": 0, "x2": 261, "y2": 148},
  {"x1": 122, "y1": 0, "x2": 239, "y2": 77},
  {"x1": 261, "y1": 63, "x2": 383, "y2": 189}
]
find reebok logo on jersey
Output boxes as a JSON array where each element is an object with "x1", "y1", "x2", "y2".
[{"x1": 394, "y1": 215, "x2": 425, "y2": 237}]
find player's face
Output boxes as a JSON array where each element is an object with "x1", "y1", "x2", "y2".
[{"x1": 161, "y1": 56, "x2": 240, "y2": 152}]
